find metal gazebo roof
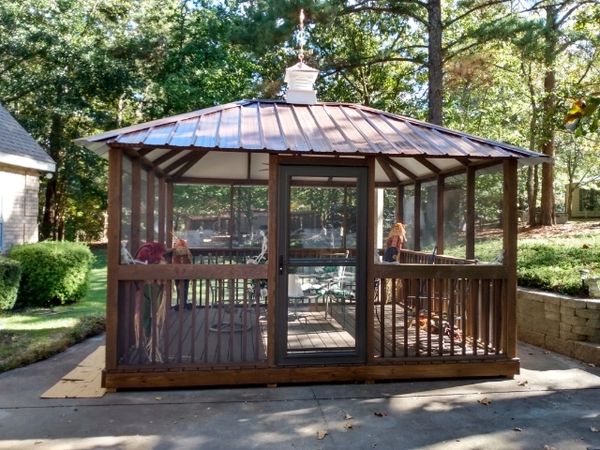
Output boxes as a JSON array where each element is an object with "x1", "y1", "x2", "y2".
[{"x1": 76, "y1": 99, "x2": 551, "y2": 185}]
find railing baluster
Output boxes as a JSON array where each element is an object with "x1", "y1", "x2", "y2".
[
  {"x1": 449, "y1": 278, "x2": 456, "y2": 356},
  {"x1": 190, "y1": 279, "x2": 197, "y2": 363},
  {"x1": 242, "y1": 279, "x2": 248, "y2": 362},
  {"x1": 254, "y1": 279, "x2": 261, "y2": 361},
  {"x1": 392, "y1": 278, "x2": 397, "y2": 357},
  {"x1": 380, "y1": 279, "x2": 387, "y2": 357},
  {"x1": 438, "y1": 278, "x2": 444, "y2": 356},
  {"x1": 427, "y1": 278, "x2": 432, "y2": 357},
  {"x1": 229, "y1": 278, "x2": 235, "y2": 362}
]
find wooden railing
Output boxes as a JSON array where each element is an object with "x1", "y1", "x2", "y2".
[
  {"x1": 182, "y1": 247, "x2": 356, "y2": 264},
  {"x1": 115, "y1": 264, "x2": 268, "y2": 368},
  {"x1": 372, "y1": 264, "x2": 507, "y2": 361},
  {"x1": 397, "y1": 249, "x2": 477, "y2": 265}
]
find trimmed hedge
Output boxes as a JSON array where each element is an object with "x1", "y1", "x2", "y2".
[
  {"x1": 0, "y1": 256, "x2": 21, "y2": 310},
  {"x1": 517, "y1": 241, "x2": 600, "y2": 297},
  {"x1": 9, "y1": 241, "x2": 94, "y2": 307}
]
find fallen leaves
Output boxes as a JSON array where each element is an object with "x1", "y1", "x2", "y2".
[
  {"x1": 517, "y1": 379, "x2": 528, "y2": 387},
  {"x1": 374, "y1": 411, "x2": 388, "y2": 417},
  {"x1": 513, "y1": 427, "x2": 523, "y2": 432},
  {"x1": 478, "y1": 397, "x2": 492, "y2": 406},
  {"x1": 316, "y1": 430, "x2": 328, "y2": 440},
  {"x1": 591, "y1": 426, "x2": 599, "y2": 433},
  {"x1": 344, "y1": 413, "x2": 353, "y2": 420},
  {"x1": 344, "y1": 423, "x2": 353, "y2": 430}
]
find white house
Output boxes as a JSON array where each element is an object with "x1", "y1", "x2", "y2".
[{"x1": 0, "y1": 104, "x2": 55, "y2": 253}]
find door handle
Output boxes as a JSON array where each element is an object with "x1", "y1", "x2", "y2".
[{"x1": 279, "y1": 255, "x2": 284, "y2": 275}]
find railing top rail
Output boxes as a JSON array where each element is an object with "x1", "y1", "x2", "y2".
[{"x1": 374, "y1": 263, "x2": 506, "y2": 279}]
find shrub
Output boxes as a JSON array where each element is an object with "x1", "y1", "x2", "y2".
[
  {"x1": 9, "y1": 241, "x2": 94, "y2": 307},
  {"x1": 0, "y1": 256, "x2": 21, "y2": 310},
  {"x1": 517, "y1": 241, "x2": 600, "y2": 296}
]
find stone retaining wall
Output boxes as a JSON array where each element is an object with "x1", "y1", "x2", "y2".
[{"x1": 517, "y1": 287, "x2": 600, "y2": 365}]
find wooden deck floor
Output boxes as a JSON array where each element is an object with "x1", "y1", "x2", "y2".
[
  {"x1": 330, "y1": 303, "x2": 493, "y2": 358},
  {"x1": 287, "y1": 309, "x2": 355, "y2": 352},
  {"x1": 120, "y1": 302, "x2": 493, "y2": 365}
]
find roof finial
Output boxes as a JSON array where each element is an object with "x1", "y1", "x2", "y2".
[
  {"x1": 298, "y1": 9, "x2": 305, "y2": 64},
  {"x1": 283, "y1": 8, "x2": 319, "y2": 104}
]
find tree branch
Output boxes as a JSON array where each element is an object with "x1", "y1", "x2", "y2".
[
  {"x1": 444, "y1": 0, "x2": 510, "y2": 28},
  {"x1": 341, "y1": 4, "x2": 428, "y2": 26}
]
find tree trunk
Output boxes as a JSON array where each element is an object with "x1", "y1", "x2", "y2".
[
  {"x1": 526, "y1": 101, "x2": 538, "y2": 226},
  {"x1": 40, "y1": 114, "x2": 64, "y2": 240},
  {"x1": 526, "y1": 166, "x2": 534, "y2": 225},
  {"x1": 566, "y1": 183, "x2": 574, "y2": 219},
  {"x1": 427, "y1": 0, "x2": 443, "y2": 125},
  {"x1": 540, "y1": 5, "x2": 557, "y2": 226}
]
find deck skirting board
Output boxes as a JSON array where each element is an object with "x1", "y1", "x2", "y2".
[{"x1": 103, "y1": 359, "x2": 519, "y2": 389}]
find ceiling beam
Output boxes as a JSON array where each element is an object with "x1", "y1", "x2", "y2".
[
  {"x1": 162, "y1": 152, "x2": 199, "y2": 174},
  {"x1": 415, "y1": 156, "x2": 441, "y2": 174},
  {"x1": 169, "y1": 151, "x2": 209, "y2": 179},
  {"x1": 137, "y1": 147, "x2": 157, "y2": 157},
  {"x1": 152, "y1": 148, "x2": 188, "y2": 167},
  {"x1": 377, "y1": 156, "x2": 400, "y2": 184},
  {"x1": 386, "y1": 158, "x2": 417, "y2": 180}
]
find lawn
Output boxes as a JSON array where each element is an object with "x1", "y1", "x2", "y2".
[
  {"x1": 445, "y1": 220, "x2": 600, "y2": 296},
  {"x1": 0, "y1": 248, "x2": 106, "y2": 372}
]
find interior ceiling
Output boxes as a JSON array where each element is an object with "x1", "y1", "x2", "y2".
[{"x1": 75, "y1": 100, "x2": 552, "y2": 185}]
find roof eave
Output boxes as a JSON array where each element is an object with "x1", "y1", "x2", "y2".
[{"x1": 0, "y1": 151, "x2": 56, "y2": 172}]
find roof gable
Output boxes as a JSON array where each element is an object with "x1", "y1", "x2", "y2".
[{"x1": 0, "y1": 104, "x2": 55, "y2": 172}]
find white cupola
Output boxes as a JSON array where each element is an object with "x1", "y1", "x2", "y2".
[
  {"x1": 284, "y1": 61, "x2": 319, "y2": 105},
  {"x1": 283, "y1": 9, "x2": 318, "y2": 105}
]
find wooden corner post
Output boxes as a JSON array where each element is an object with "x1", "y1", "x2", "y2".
[
  {"x1": 466, "y1": 167, "x2": 475, "y2": 260},
  {"x1": 267, "y1": 154, "x2": 278, "y2": 367},
  {"x1": 436, "y1": 175, "x2": 445, "y2": 255},
  {"x1": 367, "y1": 157, "x2": 376, "y2": 363},
  {"x1": 106, "y1": 147, "x2": 122, "y2": 371},
  {"x1": 503, "y1": 159, "x2": 518, "y2": 358}
]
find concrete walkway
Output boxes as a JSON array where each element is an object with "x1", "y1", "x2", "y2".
[{"x1": 0, "y1": 335, "x2": 599, "y2": 450}]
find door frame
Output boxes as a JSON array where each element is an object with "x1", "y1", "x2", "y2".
[{"x1": 275, "y1": 162, "x2": 369, "y2": 365}]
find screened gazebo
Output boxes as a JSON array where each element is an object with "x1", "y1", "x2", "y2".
[{"x1": 77, "y1": 93, "x2": 550, "y2": 389}]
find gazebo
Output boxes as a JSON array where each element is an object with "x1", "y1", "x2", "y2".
[{"x1": 77, "y1": 68, "x2": 550, "y2": 389}]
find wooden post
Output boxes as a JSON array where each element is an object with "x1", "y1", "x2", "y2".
[
  {"x1": 229, "y1": 185, "x2": 235, "y2": 250},
  {"x1": 158, "y1": 176, "x2": 166, "y2": 246},
  {"x1": 503, "y1": 159, "x2": 518, "y2": 358},
  {"x1": 396, "y1": 185, "x2": 404, "y2": 223},
  {"x1": 166, "y1": 182, "x2": 174, "y2": 249},
  {"x1": 131, "y1": 158, "x2": 141, "y2": 252},
  {"x1": 466, "y1": 167, "x2": 475, "y2": 260},
  {"x1": 436, "y1": 175, "x2": 445, "y2": 255},
  {"x1": 106, "y1": 147, "x2": 122, "y2": 371},
  {"x1": 367, "y1": 158, "x2": 376, "y2": 363},
  {"x1": 414, "y1": 181, "x2": 421, "y2": 251},
  {"x1": 146, "y1": 170, "x2": 155, "y2": 242},
  {"x1": 267, "y1": 154, "x2": 278, "y2": 367}
]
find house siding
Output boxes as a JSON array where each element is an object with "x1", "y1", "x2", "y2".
[{"x1": 0, "y1": 163, "x2": 39, "y2": 253}]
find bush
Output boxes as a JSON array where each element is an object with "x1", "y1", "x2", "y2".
[
  {"x1": 0, "y1": 256, "x2": 21, "y2": 310},
  {"x1": 9, "y1": 241, "x2": 94, "y2": 307},
  {"x1": 517, "y1": 241, "x2": 600, "y2": 296}
]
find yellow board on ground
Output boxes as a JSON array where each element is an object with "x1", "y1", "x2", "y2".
[{"x1": 41, "y1": 346, "x2": 106, "y2": 398}]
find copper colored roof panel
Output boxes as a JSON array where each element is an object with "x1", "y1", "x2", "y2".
[{"x1": 77, "y1": 99, "x2": 551, "y2": 182}]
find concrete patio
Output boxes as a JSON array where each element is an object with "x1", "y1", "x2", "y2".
[{"x1": 0, "y1": 334, "x2": 599, "y2": 449}]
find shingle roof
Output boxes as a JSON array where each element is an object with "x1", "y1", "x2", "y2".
[
  {"x1": 76, "y1": 100, "x2": 550, "y2": 184},
  {"x1": 0, "y1": 104, "x2": 55, "y2": 172}
]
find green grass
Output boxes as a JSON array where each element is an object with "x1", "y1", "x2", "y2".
[{"x1": 0, "y1": 248, "x2": 106, "y2": 372}]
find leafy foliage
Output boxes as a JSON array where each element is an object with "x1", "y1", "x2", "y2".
[
  {"x1": 9, "y1": 242, "x2": 94, "y2": 307},
  {"x1": 517, "y1": 240, "x2": 600, "y2": 296},
  {"x1": 0, "y1": 257, "x2": 21, "y2": 311}
]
